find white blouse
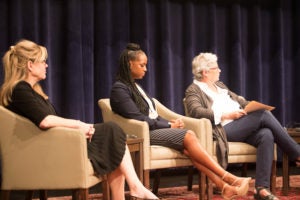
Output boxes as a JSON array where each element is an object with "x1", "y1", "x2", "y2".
[
  {"x1": 193, "y1": 80, "x2": 240, "y2": 126},
  {"x1": 136, "y1": 84, "x2": 158, "y2": 119}
]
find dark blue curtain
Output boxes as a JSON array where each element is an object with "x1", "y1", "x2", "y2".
[{"x1": 0, "y1": 0, "x2": 299, "y2": 126}]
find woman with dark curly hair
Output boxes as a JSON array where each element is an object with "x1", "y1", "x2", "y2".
[{"x1": 110, "y1": 43, "x2": 251, "y2": 200}]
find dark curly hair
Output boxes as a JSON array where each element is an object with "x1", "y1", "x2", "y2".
[{"x1": 116, "y1": 43, "x2": 149, "y2": 115}]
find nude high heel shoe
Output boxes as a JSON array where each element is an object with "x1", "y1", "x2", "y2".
[
  {"x1": 221, "y1": 172, "x2": 251, "y2": 199},
  {"x1": 221, "y1": 182, "x2": 249, "y2": 200}
]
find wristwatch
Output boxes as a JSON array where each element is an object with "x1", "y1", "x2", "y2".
[{"x1": 168, "y1": 122, "x2": 172, "y2": 128}]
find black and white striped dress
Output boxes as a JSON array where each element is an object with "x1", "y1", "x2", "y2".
[
  {"x1": 150, "y1": 128, "x2": 188, "y2": 152},
  {"x1": 136, "y1": 84, "x2": 188, "y2": 152}
]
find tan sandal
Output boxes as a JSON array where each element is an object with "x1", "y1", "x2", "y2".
[
  {"x1": 221, "y1": 172, "x2": 250, "y2": 199},
  {"x1": 129, "y1": 195, "x2": 160, "y2": 200},
  {"x1": 222, "y1": 172, "x2": 251, "y2": 187},
  {"x1": 221, "y1": 183, "x2": 238, "y2": 200},
  {"x1": 221, "y1": 182, "x2": 249, "y2": 200}
]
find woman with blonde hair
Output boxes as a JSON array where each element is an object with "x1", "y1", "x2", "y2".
[{"x1": 0, "y1": 39, "x2": 159, "y2": 200}]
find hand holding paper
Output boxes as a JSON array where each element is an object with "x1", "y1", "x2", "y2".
[{"x1": 244, "y1": 101, "x2": 275, "y2": 113}]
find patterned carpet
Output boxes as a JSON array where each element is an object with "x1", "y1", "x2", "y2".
[
  {"x1": 157, "y1": 175, "x2": 300, "y2": 200},
  {"x1": 38, "y1": 175, "x2": 300, "y2": 200}
]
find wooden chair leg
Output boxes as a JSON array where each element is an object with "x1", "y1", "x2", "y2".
[
  {"x1": 39, "y1": 190, "x2": 47, "y2": 200},
  {"x1": 241, "y1": 163, "x2": 248, "y2": 177},
  {"x1": 152, "y1": 170, "x2": 161, "y2": 194},
  {"x1": 198, "y1": 172, "x2": 213, "y2": 200},
  {"x1": 270, "y1": 160, "x2": 277, "y2": 194},
  {"x1": 72, "y1": 189, "x2": 88, "y2": 200},
  {"x1": 101, "y1": 179, "x2": 110, "y2": 200},
  {"x1": 25, "y1": 190, "x2": 34, "y2": 200},
  {"x1": 187, "y1": 166, "x2": 194, "y2": 191},
  {"x1": 282, "y1": 152, "x2": 289, "y2": 195},
  {"x1": 207, "y1": 176, "x2": 213, "y2": 199},
  {"x1": 0, "y1": 190, "x2": 10, "y2": 200},
  {"x1": 143, "y1": 169, "x2": 150, "y2": 189},
  {"x1": 199, "y1": 172, "x2": 206, "y2": 200}
]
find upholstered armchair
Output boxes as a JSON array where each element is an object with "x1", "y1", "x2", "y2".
[
  {"x1": 182, "y1": 98, "x2": 277, "y2": 193},
  {"x1": 0, "y1": 106, "x2": 110, "y2": 200},
  {"x1": 98, "y1": 98, "x2": 212, "y2": 199}
]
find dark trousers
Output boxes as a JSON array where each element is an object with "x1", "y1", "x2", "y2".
[{"x1": 224, "y1": 110, "x2": 300, "y2": 188}]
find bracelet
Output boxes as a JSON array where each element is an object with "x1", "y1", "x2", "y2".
[{"x1": 168, "y1": 122, "x2": 172, "y2": 128}]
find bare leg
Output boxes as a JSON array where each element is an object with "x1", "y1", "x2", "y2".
[
  {"x1": 183, "y1": 131, "x2": 250, "y2": 198},
  {"x1": 119, "y1": 145, "x2": 158, "y2": 199},
  {"x1": 190, "y1": 158, "x2": 248, "y2": 198},
  {"x1": 107, "y1": 168, "x2": 126, "y2": 200},
  {"x1": 296, "y1": 156, "x2": 300, "y2": 166}
]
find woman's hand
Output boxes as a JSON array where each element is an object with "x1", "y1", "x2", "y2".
[
  {"x1": 170, "y1": 118, "x2": 185, "y2": 129},
  {"x1": 222, "y1": 109, "x2": 247, "y2": 121},
  {"x1": 77, "y1": 121, "x2": 95, "y2": 142}
]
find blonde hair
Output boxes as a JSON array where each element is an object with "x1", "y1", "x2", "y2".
[
  {"x1": 0, "y1": 39, "x2": 48, "y2": 106},
  {"x1": 192, "y1": 52, "x2": 218, "y2": 80}
]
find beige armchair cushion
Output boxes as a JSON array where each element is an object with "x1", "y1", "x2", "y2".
[
  {"x1": 0, "y1": 106, "x2": 106, "y2": 195},
  {"x1": 150, "y1": 145, "x2": 188, "y2": 160},
  {"x1": 226, "y1": 142, "x2": 258, "y2": 163}
]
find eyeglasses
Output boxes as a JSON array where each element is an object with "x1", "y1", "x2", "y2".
[
  {"x1": 209, "y1": 67, "x2": 220, "y2": 70},
  {"x1": 30, "y1": 59, "x2": 47, "y2": 64}
]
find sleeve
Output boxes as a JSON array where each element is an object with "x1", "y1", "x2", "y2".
[
  {"x1": 9, "y1": 82, "x2": 54, "y2": 127},
  {"x1": 185, "y1": 84, "x2": 216, "y2": 122},
  {"x1": 110, "y1": 82, "x2": 169, "y2": 130},
  {"x1": 213, "y1": 110, "x2": 223, "y2": 125}
]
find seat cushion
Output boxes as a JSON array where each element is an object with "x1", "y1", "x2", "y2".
[
  {"x1": 212, "y1": 141, "x2": 258, "y2": 163},
  {"x1": 228, "y1": 142, "x2": 257, "y2": 155},
  {"x1": 150, "y1": 145, "x2": 188, "y2": 160},
  {"x1": 213, "y1": 141, "x2": 257, "y2": 156}
]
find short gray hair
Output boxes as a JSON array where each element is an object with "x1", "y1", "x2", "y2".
[{"x1": 192, "y1": 53, "x2": 218, "y2": 80}]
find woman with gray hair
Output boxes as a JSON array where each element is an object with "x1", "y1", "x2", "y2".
[
  {"x1": 185, "y1": 52, "x2": 300, "y2": 200},
  {"x1": 111, "y1": 43, "x2": 251, "y2": 200}
]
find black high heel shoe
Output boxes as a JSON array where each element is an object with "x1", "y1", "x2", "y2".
[{"x1": 253, "y1": 187, "x2": 278, "y2": 200}]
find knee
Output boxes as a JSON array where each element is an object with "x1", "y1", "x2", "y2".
[
  {"x1": 186, "y1": 130, "x2": 196, "y2": 137},
  {"x1": 258, "y1": 128, "x2": 274, "y2": 144},
  {"x1": 105, "y1": 121, "x2": 118, "y2": 128},
  {"x1": 184, "y1": 130, "x2": 197, "y2": 142},
  {"x1": 262, "y1": 110, "x2": 277, "y2": 122},
  {"x1": 102, "y1": 121, "x2": 126, "y2": 136}
]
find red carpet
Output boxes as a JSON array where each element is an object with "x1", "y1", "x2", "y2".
[
  {"x1": 36, "y1": 175, "x2": 300, "y2": 199},
  {"x1": 157, "y1": 175, "x2": 300, "y2": 199}
]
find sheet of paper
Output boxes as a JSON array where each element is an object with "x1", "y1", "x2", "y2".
[{"x1": 244, "y1": 101, "x2": 275, "y2": 113}]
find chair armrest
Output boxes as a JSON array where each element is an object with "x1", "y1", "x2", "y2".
[
  {"x1": 153, "y1": 98, "x2": 183, "y2": 120},
  {"x1": 181, "y1": 116, "x2": 213, "y2": 152},
  {"x1": 153, "y1": 98, "x2": 213, "y2": 152},
  {"x1": 98, "y1": 99, "x2": 152, "y2": 169},
  {"x1": 98, "y1": 99, "x2": 150, "y2": 143}
]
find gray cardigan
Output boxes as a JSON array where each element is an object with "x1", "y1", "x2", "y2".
[{"x1": 185, "y1": 81, "x2": 249, "y2": 169}]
